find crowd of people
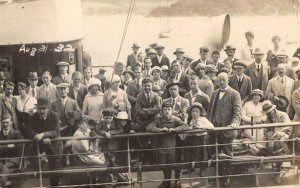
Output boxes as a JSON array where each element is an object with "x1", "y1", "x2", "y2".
[{"x1": 1, "y1": 31, "x2": 300, "y2": 188}]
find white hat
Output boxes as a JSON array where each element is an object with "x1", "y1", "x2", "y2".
[
  {"x1": 88, "y1": 78, "x2": 102, "y2": 89},
  {"x1": 115, "y1": 111, "x2": 129, "y2": 120},
  {"x1": 150, "y1": 66, "x2": 162, "y2": 75}
]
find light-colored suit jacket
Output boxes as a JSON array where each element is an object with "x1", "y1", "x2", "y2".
[
  {"x1": 245, "y1": 62, "x2": 270, "y2": 92},
  {"x1": 265, "y1": 76, "x2": 294, "y2": 111},
  {"x1": 163, "y1": 96, "x2": 190, "y2": 122},
  {"x1": 37, "y1": 83, "x2": 57, "y2": 103}
]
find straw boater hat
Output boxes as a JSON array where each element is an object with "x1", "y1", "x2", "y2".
[
  {"x1": 56, "y1": 61, "x2": 70, "y2": 66},
  {"x1": 187, "y1": 102, "x2": 207, "y2": 116},
  {"x1": 252, "y1": 48, "x2": 264, "y2": 55},
  {"x1": 173, "y1": 48, "x2": 185, "y2": 55},
  {"x1": 250, "y1": 89, "x2": 264, "y2": 98},
  {"x1": 150, "y1": 66, "x2": 162, "y2": 75},
  {"x1": 262, "y1": 100, "x2": 276, "y2": 114},
  {"x1": 56, "y1": 83, "x2": 70, "y2": 88},
  {"x1": 224, "y1": 45, "x2": 236, "y2": 51}
]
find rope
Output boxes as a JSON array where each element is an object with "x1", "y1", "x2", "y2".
[{"x1": 116, "y1": 0, "x2": 136, "y2": 62}]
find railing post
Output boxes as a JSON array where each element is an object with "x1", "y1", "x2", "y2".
[
  {"x1": 36, "y1": 143, "x2": 43, "y2": 188},
  {"x1": 127, "y1": 136, "x2": 133, "y2": 188},
  {"x1": 215, "y1": 133, "x2": 219, "y2": 188}
]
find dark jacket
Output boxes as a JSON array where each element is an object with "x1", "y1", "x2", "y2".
[
  {"x1": 68, "y1": 84, "x2": 88, "y2": 109},
  {"x1": 151, "y1": 54, "x2": 170, "y2": 68},
  {"x1": 0, "y1": 129, "x2": 23, "y2": 164}
]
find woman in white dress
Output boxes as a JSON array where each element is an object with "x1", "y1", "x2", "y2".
[
  {"x1": 82, "y1": 79, "x2": 104, "y2": 123},
  {"x1": 16, "y1": 82, "x2": 37, "y2": 137},
  {"x1": 242, "y1": 89, "x2": 267, "y2": 154}
]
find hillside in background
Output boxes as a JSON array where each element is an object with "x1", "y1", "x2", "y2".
[
  {"x1": 149, "y1": 0, "x2": 296, "y2": 16},
  {"x1": 82, "y1": 0, "x2": 297, "y2": 16}
]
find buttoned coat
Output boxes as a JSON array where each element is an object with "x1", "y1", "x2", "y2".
[
  {"x1": 245, "y1": 62, "x2": 270, "y2": 92},
  {"x1": 68, "y1": 84, "x2": 88, "y2": 109},
  {"x1": 151, "y1": 54, "x2": 170, "y2": 68},
  {"x1": 126, "y1": 53, "x2": 138, "y2": 69},
  {"x1": 163, "y1": 96, "x2": 189, "y2": 122},
  {"x1": 207, "y1": 87, "x2": 242, "y2": 138},
  {"x1": 52, "y1": 74, "x2": 71, "y2": 85},
  {"x1": 169, "y1": 71, "x2": 190, "y2": 94},
  {"x1": 134, "y1": 91, "x2": 162, "y2": 131},
  {"x1": 50, "y1": 97, "x2": 80, "y2": 136},
  {"x1": 228, "y1": 74, "x2": 252, "y2": 103},
  {"x1": 126, "y1": 79, "x2": 143, "y2": 120},
  {"x1": 37, "y1": 83, "x2": 57, "y2": 103}
]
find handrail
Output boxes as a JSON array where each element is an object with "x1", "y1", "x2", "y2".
[{"x1": 1, "y1": 121, "x2": 299, "y2": 145}]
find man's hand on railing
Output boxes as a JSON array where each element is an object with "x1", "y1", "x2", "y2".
[
  {"x1": 33, "y1": 133, "x2": 45, "y2": 141},
  {"x1": 229, "y1": 124, "x2": 238, "y2": 129},
  {"x1": 43, "y1": 138, "x2": 51, "y2": 145},
  {"x1": 168, "y1": 128, "x2": 176, "y2": 133},
  {"x1": 105, "y1": 132, "x2": 112, "y2": 139},
  {"x1": 129, "y1": 130, "x2": 135, "y2": 134},
  {"x1": 159, "y1": 127, "x2": 169, "y2": 132}
]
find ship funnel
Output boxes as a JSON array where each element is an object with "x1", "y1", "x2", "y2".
[{"x1": 202, "y1": 13, "x2": 230, "y2": 53}]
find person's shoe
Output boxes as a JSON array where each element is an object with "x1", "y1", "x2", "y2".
[{"x1": 158, "y1": 181, "x2": 170, "y2": 188}]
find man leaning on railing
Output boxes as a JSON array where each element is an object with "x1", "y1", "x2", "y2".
[{"x1": 0, "y1": 115, "x2": 22, "y2": 187}]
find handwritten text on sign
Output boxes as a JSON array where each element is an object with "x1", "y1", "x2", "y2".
[{"x1": 18, "y1": 43, "x2": 74, "y2": 57}]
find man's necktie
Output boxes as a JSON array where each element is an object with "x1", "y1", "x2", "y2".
[
  {"x1": 147, "y1": 94, "x2": 151, "y2": 107},
  {"x1": 281, "y1": 79, "x2": 284, "y2": 84},
  {"x1": 257, "y1": 65, "x2": 260, "y2": 73},
  {"x1": 238, "y1": 78, "x2": 242, "y2": 90},
  {"x1": 175, "y1": 73, "x2": 179, "y2": 80},
  {"x1": 172, "y1": 98, "x2": 175, "y2": 108},
  {"x1": 32, "y1": 89, "x2": 35, "y2": 98}
]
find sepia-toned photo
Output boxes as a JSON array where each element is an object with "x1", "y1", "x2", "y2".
[{"x1": 0, "y1": 0, "x2": 300, "y2": 187}]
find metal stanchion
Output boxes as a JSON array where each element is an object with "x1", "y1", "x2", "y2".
[
  {"x1": 36, "y1": 143, "x2": 43, "y2": 188},
  {"x1": 127, "y1": 137, "x2": 133, "y2": 188},
  {"x1": 215, "y1": 133, "x2": 219, "y2": 188}
]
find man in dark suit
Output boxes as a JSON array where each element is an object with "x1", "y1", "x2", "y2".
[
  {"x1": 0, "y1": 81, "x2": 18, "y2": 131},
  {"x1": 0, "y1": 116, "x2": 22, "y2": 187},
  {"x1": 126, "y1": 43, "x2": 140, "y2": 70},
  {"x1": 245, "y1": 48, "x2": 270, "y2": 93},
  {"x1": 191, "y1": 47, "x2": 213, "y2": 71},
  {"x1": 126, "y1": 66, "x2": 143, "y2": 121},
  {"x1": 68, "y1": 71, "x2": 88, "y2": 109},
  {"x1": 52, "y1": 61, "x2": 71, "y2": 85},
  {"x1": 26, "y1": 98, "x2": 63, "y2": 187},
  {"x1": 207, "y1": 72, "x2": 242, "y2": 187},
  {"x1": 229, "y1": 61, "x2": 252, "y2": 105},
  {"x1": 50, "y1": 83, "x2": 81, "y2": 137},
  {"x1": 0, "y1": 72, "x2": 7, "y2": 94},
  {"x1": 169, "y1": 60, "x2": 190, "y2": 95},
  {"x1": 223, "y1": 45, "x2": 239, "y2": 64},
  {"x1": 209, "y1": 51, "x2": 224, "y2": 72},
  {"x1": 151, "y1": 45, "x2": 170, "y2": 68}
]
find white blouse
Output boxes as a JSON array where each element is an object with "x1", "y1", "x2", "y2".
[{"x1": 16, "y1": 95, "x2": 37, "y2": 114}]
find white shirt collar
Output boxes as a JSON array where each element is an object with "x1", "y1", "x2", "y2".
[{"x1": 3, "y1": 129, "x2": 10, "y2": 135}]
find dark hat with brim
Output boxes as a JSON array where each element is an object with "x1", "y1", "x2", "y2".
[
  {"x1": 132, "y1": 43, "x2": 140, "y2": 48},
  {"x1": 275, "y1": 95, "x2": 289, "y2": 110},
  {"x1": 123, "y1": 70, "x2": 135, "y2": 79},
  {"x1": 262, "y1": 100, "x2": 276, "y2": 114},
  {"x1": 166, "y1": 81, "x2": 181, "y2": 89},
  {"x1": 27, "y1": 72, "x2": 39, "y2": 80},
  {"x1": 102, "y1": 108, "x2": 117, "y2": 117},
  {"x1": 162, "y1": 101, "x2": 172, "y2": 109},
  {"x1": 173, "y1": 48, "x2": 185, "y2": 55},
  {"x1": 224, "y1": 45, "x2": 236, "y2": 51},
  {"x1": 99, "y1": 68, "x2": 106, "y2": 74},
  {"x1": 183, "y1": 54, "x2": 193, "y2": 61},
  {"x1": 142, "y1": 77, "x2": 153, "y2": 84},
  {"x1": 37, "y1": 98, "x2": 50, "y2": 108},
  {"x1": 155, "y1": 45, "x2": 165, "y2": 50},
  {"x1": 295, "y1": 68, "x2": 300, "y2": 74},
  {"x1": 187, "y1": 102, "x2": 207, "y2": 116}
]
